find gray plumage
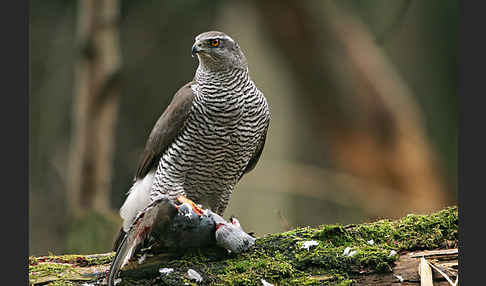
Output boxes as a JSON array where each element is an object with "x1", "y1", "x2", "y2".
[
  {"x1": 214, "y1": 216, "x2": 256, "y2": 253},
  {"x1": 108, "y1": 31, "x2": 270, "y2": 285}
]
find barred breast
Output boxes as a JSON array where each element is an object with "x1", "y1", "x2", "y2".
[{"x1": 150, "y1": 67, "x2": 270, "y2": 215}]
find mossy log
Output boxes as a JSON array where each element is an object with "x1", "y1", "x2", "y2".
[{"x1": 29, "y1": 206, "x2": 458, "y2": 285}]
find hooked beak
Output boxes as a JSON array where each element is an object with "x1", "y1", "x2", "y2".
[{"x1": 191, "y1": 41, "x2": 203, "y2": 57}]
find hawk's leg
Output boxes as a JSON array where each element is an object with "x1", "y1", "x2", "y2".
[{"x1": 176, "y1": 195, "x2": 204, "y2": 216}]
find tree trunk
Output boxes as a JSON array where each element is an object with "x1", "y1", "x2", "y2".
[
  {"x1": 29, "y1": 207, "x2": 458, "y2": 285},
  {"x1": 68, "y1": 0, "x2": 122, "y2": 215}
]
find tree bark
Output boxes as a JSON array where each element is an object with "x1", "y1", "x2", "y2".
[
  {"x1": 68, "y1": 0, "x2": 122, "y2": 215},
  {"x1": 29, "y1": 207, "x2": 458, "y2": 285}
]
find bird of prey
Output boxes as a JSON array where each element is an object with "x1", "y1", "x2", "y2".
[{"x1": 108, "y1": 31, "x2": 270, "y2": 284}]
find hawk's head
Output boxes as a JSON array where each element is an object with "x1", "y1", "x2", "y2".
[{"x1": 192, "y1": 31, "x2": 247, "y2": 71}]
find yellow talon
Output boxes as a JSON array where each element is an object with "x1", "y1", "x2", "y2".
[{"x1": 176, "y1": 195, "x2": 204, "y2": 216}]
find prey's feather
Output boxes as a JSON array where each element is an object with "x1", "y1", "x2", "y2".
[{"x1": 108, "y1": 195, "x2": 171, "y2": 286}]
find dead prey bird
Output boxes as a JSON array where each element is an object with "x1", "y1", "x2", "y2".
[
  {"x1": 136, "y1": 195, "x2": 256, "y2": 253},
  {"x1": 108, "y1": 195, "x2": 255, "y2": 285},
  {"x1": 108, "y1": 31, "x2": 270, "y2": 285}
]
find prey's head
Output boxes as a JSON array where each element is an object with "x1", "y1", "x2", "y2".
[{"x1": 192, "y1": 31, "x2": 247, "y2": 71}]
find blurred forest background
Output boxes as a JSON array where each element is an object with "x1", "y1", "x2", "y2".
[{"x1": 29, "y1": 0, "x2": 458, "y2": 256}]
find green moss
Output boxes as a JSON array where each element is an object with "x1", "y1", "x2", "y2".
[
  {"x1": 313, "y1": 225, "x2": 353, "y2": 245},
  {"x1": 232, "y1": 260, "x2": 252, "y2": 273},
  {"x1": 45, "y1": 280, "x2": 77, "y2": 286},
  {"x1": 351, "y1": 206, "x2": 458, "y2": 250},
  {"x1": 220, "y1": 256, "x2": 294, "y2": 282},
  {"x1": 29, "y1": 207, "x2": 458, "y2": 286},
  {"x1": 209, "y1": 207, "x2": 457, "y2": 284},
  {"x1": 29, "y1": 262, "x2": 74, "y2": 284},
  {"x1": 29, "y1": 253, "x2": 115, "y2": 268},
  {"x1": 285, "y1": 276, "x2": 324, "y2": 286},
  {"x1": 85, "y1": 252, "x2": 116, "y2": 265}
]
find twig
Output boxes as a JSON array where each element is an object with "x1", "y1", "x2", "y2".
[
  {"x1": 427, "y1": 260, "x2": 457, "y2": 286},
  {"x1": 419, "y1": 257, "x2": 433, "y2": 286}
]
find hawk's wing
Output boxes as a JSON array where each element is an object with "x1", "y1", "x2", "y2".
[
  {"x1": 109, "y1": 83, "x2": 195, "y2": 284},
  {"x1": 113, "y1": 81, "x2": 194, "y2": 251},
  {"x1": 134, "y1": 81, "x2": 195, "y2": 181},
  {"x1": 239, "y1": 121, "x2": 269, "y2": 180}
]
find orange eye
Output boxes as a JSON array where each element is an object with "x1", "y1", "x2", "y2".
[{"x1": 209, "y1": 39, "x2": 220, "y2": 47}]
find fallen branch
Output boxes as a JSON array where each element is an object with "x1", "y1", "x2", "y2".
[{"x1": 29, "y1": 206, "x2": 458, "y2": 285}]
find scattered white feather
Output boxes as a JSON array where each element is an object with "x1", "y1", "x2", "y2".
[
  {"x1": 138, "y1": 253, "x2": 147, "y2": 265},
  {"x1": 159, "y1": 268, "x2": 174, "y2": 276},
  {"x1": 342, "y1": 247, "x2": 352, "y2": 256},
  {"x1": 394, "y1": 274, "x2": 404, "y2": 282},
  {"x1": 120, "y1": 171, "x2": 155, "y2": 231},
  {"x1": 301, "y1": 240, "x2": 319, "y2": 251},
  {"x1": 342, "y1": 247, "x2": 357, "y2": 257},
  {"x1": 187, "y1": 269, "x2": 203, "y2": 282},
  {"x1": 261, "y1": 278, "x2": 274, "y2": 286},
  {"x1": 140, "y1": 245, "x2": 154, "y2": 252},
  {"x1": 389, "y1": 250, "x2": 397, "y2": 257},
  {"x1": 367, "y1": 239, "x2": 374, "y2": 245}
]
